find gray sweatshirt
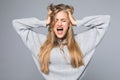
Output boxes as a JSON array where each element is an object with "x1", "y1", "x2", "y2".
[{"x1": 12, "y1": 15, "x2": 111, "y2": 80}]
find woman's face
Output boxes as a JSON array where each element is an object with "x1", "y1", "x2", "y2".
[{"x1": 53, "y1": 11, "x2": 70, "y2": 39}]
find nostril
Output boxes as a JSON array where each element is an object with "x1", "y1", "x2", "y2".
[{"x1": 58, "y1": 23, "x2": 62, "y2": 26}]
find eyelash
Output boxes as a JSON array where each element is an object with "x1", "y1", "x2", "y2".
[{"x1": 55, "y1": 20, "x2": 66, "y2": 22}]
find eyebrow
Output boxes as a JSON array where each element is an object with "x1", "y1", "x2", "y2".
[{"x1": 55, "y1": 18, "x2": 68, "y2": 21}]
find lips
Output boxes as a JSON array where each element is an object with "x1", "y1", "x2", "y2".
[{"x1": 57, "y1": 27, "x2": 63, "y2": 34}]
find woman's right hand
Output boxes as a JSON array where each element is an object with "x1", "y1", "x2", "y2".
[{"x1": 46, "y1": 9, "x2": 52, "y2": 26}]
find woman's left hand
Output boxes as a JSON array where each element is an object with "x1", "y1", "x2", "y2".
[{"x1": 67, "y1": 10, "x2": 77, "y2": 26}]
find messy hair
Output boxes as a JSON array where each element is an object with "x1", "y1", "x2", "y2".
[{"x1": 38, "y1": 4, "x2": 84, "y2": 74}]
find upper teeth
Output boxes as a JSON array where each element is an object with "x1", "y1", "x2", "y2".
[
  {"x1": 57, "y1": 27, "x2": 63, "y2": 29},
  {"x1": 57, "y1": 28, "x2": 63, "y2": 31},
  {"x1": 57, "y1": 27, "x2": 63, "y2": 30}
]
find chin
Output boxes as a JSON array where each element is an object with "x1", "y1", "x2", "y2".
[
  {"x1": 55, "y1": 34, "x2": 64, "y2": 38},
  {"x1": 56, "y1": 34, "x2": 67, "y2": 39},
  {"x1": 56, "y1": 35, "x2": 64, "y2": 39}
]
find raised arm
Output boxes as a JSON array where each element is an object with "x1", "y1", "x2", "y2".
[
  {"x1": 12, "y1": 17, "x2": 47, "y2": 56},
  {"x1": 75, "y1": 15, "x2": 111, "y2": 56},
  {"x1": 46, "y1": 9, "x2": 52, "y2": 26}
]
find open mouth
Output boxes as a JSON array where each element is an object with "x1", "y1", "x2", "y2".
[
  {"x1": 57, "y1": 28, "x2": 63, "y2": 31},
  {"x1": 57, "y1": 27, "x2": 63, "y2": 34}
]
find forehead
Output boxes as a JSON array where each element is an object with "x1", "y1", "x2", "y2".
[{"x1": 55, "y1": 11, "x2": 68, "y2": 19}]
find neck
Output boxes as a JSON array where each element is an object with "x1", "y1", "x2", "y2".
[{"x1": 57, "y1": 38, "x2": 67, "y2": 46}]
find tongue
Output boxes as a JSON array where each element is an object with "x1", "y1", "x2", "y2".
[{"x1": 57, "y1": 30, "x2": 63, "y2": 34}]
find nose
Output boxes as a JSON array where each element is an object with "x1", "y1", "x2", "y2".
[{"x1": 57, "y1": 21, "x2": 62, "y2": 26}]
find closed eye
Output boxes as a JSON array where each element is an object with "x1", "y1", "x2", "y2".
[
  {"x1": 55, "y1": 19, "x2": 58, "y2": 22},
  {"x1": 62, "y1": 20, "x2": 66, "y2": 22}
]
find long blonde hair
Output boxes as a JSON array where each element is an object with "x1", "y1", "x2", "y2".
[{"x1": 38, "y1": 4, "x2": 84, "y2": 74}]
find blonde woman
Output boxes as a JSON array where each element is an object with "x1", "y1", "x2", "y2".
[{"x1": 12, "y1": 4, "x2": 111, "y2": 80}]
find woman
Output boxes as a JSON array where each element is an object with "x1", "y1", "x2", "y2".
[{"x1": 12, "y1": 4, "x2": 111, "y2": 80}]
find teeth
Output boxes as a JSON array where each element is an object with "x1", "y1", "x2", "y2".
[
  {"x1": 57, "y1": 27, "x2": 63, "y2": 31},
  {"x1": 57, "y1": 28, "x2": 63, "y2": 30},
  {"x1": 57, "y1": 27, "x2": 63, "y2": 29}
]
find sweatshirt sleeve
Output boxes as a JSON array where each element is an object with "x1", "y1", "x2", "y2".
[
  {"x1": 12, "y1": 17, "x2": 47, "y2": 56},
  {"x1": 75, "y1": 15, "x2": 111, "y2": 56}
]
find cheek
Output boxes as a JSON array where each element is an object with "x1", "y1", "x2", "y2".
[
  {"x1": 53, "y1": 25, "x2": 57, "y2": 32},
  {"x1": 63, "y1": 23, "x2": 69, "y2": 31}
]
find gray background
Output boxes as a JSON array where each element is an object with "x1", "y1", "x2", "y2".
[{"x1": 0, "y1": 0, "x2": 120, "y2": 80}]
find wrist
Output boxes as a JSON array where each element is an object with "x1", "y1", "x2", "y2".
[{"x1": 46, "y1": 16, "x2": 50, "y2": 25}]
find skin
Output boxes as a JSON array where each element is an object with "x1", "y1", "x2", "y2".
[
  {"x1": 46, "y1": 10, "x2": 77, "y2": 39},
  {"x1": 53, "y1": 11, "x2": 70, "y2": 39}
]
